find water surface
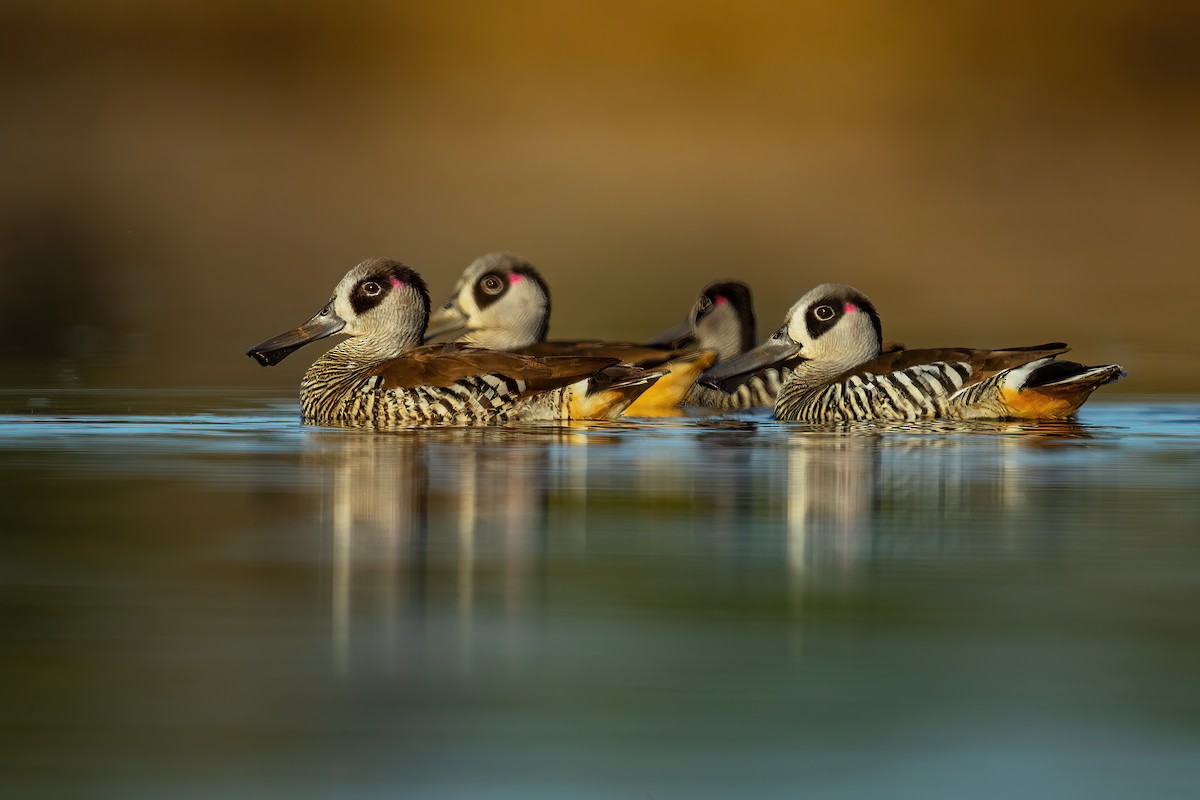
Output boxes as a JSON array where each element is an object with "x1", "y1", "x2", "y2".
[{"x1": 2, "y1": 392, "x2": 1199, "y2": 799}]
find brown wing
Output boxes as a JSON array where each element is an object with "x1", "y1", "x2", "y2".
[
  {"x1": 521, "y1": 339, "x2": 688, "y2": 368},
  {"x1": 836, "y1": 342, "x2": 1070, "y2": 385},
  {"x1": 372, "y1": 343, "x2": 620, "y2": 392}
]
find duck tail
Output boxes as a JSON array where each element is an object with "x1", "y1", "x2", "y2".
[
  {"x1": 568, "y1": 365, "x2": 667, "y2": 420},
  {"x1": 999, "y1": 357, "x2": 1126, "y2": 418}
]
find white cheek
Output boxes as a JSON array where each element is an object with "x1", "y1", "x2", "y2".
[
  {"x1": 787, "y1": 320, "x2": 808, "y2": 345},
  {"x1": 460, "y1": 293, "x2": 483, "y2": 317},
  {"x1": 482, "y1": 298, "x2": 515, "y2": 323},
  {"x1": 332, "y1": 296, "x2": 359, "y2": 329}
]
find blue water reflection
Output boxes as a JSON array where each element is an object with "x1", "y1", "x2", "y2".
[{"x1": 1, "y1": 397, "x2": 1198, "y2": 798}]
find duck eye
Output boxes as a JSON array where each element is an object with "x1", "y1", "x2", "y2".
[
  {"x1": 480, "y1": 274, "x2": 505, "y2": 295},
  {"x1": 362, "y1": 281, "x2": 382, "y2": 297},
  {"x1": 696, "y1": 296, "x2": 713, "y2": 314},
  {"x1": 813, "y1": 304, "x2": 835, "y2": 321}
]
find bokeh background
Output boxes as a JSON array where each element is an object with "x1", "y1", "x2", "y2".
[{"x1": 2, "y1": 1, "x2": 1197, "y2": 391}]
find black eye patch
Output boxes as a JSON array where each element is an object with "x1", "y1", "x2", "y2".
[
  {"x1": 805, "y1": 301, "x2": 845, "y2": 339},
  {"x1": 804, "y1": 294, "x2": 882, "y2": 343},
  {"x1": 350, "y1": 275, "x2": 392, "y2": 316},
  {"x1": 472, "y1": 273, "x2": 510, "y2": 310}
]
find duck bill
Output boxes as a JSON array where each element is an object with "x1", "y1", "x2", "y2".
[
  {"x1": 246, "y1": 302, "x2": 346, "y2": 366},
  {"x1": 698, "y1": 326, "x2": 803, "y2": 391},
  {"x1": 645, "y1": 317, "x2": 695, "y2": 349},
  {"x1": 423, "y1": 301, "x2": 469, "y2": 342}
]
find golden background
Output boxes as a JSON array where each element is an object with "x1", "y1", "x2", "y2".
[{"x1": 2, "y1": 1, "x2": 1196, "y2": 391}]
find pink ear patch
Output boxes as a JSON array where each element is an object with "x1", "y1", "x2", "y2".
[
  {"x1": 844, "y1": 301, "x2": 858, "y2": 314},
  {"x1": 389, "y1": 275, "x2": 405, "y2": 288},
  {"x1": 509, "y1": 273, "x2": 523, "y2": 284},
  {"x1": 714, "y1": 295, "x2": 729, "y2": 306}
]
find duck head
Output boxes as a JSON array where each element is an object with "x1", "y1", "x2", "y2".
[
  {"x1": 425, "y1": 251, "x2": 551, "y2": 350},
  {"x1": 699, "y1": 283, "x2": 882, "y2": 389},
  {"x1": 247, "y1": 258, "x2": 430, "y2": 366},
  {"x1": 648, "y1": 280, "x2": 756, "y2": 362}
]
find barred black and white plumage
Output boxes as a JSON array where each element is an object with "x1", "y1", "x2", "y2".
[
  {"x1": 298, "y1": 355, "x2": 550, "y2": 426},
  {"x1": 247, "y1": 258, "x2": 662, "y2": 427},
  {"x1": 682, "y1": 365, "x2": 789, "y2": 410},
  {"x1": 699, "y1": 282, "x2": 1125, "y2": 422},
  {"x1": 775, "y1": 361, "x2": 973, "y2": 421}
]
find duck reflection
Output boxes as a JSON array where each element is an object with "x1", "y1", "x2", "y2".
[
  {"x1": 786, "y1": 433, "x2": 880, "y2": 579},
  {"x1": 307, "y1": 430, "x2": 428, "y2": 674},
  {"x1": 310, "y1": 427, "x2": 587, "y2": 675},
  {"x1": 784, "y1": 419, "x2": 1093, "y2": 584}
]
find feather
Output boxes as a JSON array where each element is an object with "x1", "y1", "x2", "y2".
[{"x1": 371, "y1": 343, "x2": 622, "y2": 394}]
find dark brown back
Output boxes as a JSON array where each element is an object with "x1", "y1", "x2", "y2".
[
  {"x1": 835, "y1": 342, "x2": 1069, "y2": 385},
  {"x1": 520, "y1": 339, "x2": 686, "y2": 368},
  {"x1": 371, "y1": 343, "x2": 621, "y2": 394}
]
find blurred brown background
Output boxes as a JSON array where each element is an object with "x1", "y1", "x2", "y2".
[{"x1": 1, "y1": 1, "x2": 1196, "y2": 392}]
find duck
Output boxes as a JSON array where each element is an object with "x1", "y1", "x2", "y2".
[
  {"x1": 425, "y1": 251, "x2": 780, "y2": 411},
  {"x1": 698, "y1": 282, "x2": 1125, "y2": 421},
  {"x1": 424, "y1": 251, "x2": 715, "y2": 412},
  {"x1": 245, "y1": 258, "x2": 663, "y2": 427}
]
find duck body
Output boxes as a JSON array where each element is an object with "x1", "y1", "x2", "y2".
[
  {"x1": 299, "y1": 342, "x2": 655, "y2": 426},
  {"x1": 701, "y1": 283, "x2": 1125, "y2": 422},
  {"x1": 247, "y1": 259, "x2": 661, "y2": 428},
  {"x1": 773, "y1": 344, "x2": 1123, "y2": 422}
]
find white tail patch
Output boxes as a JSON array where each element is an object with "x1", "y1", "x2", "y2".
[{"x1": 1000, "y1": 357, "x2": 1057, "y2": 391}]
